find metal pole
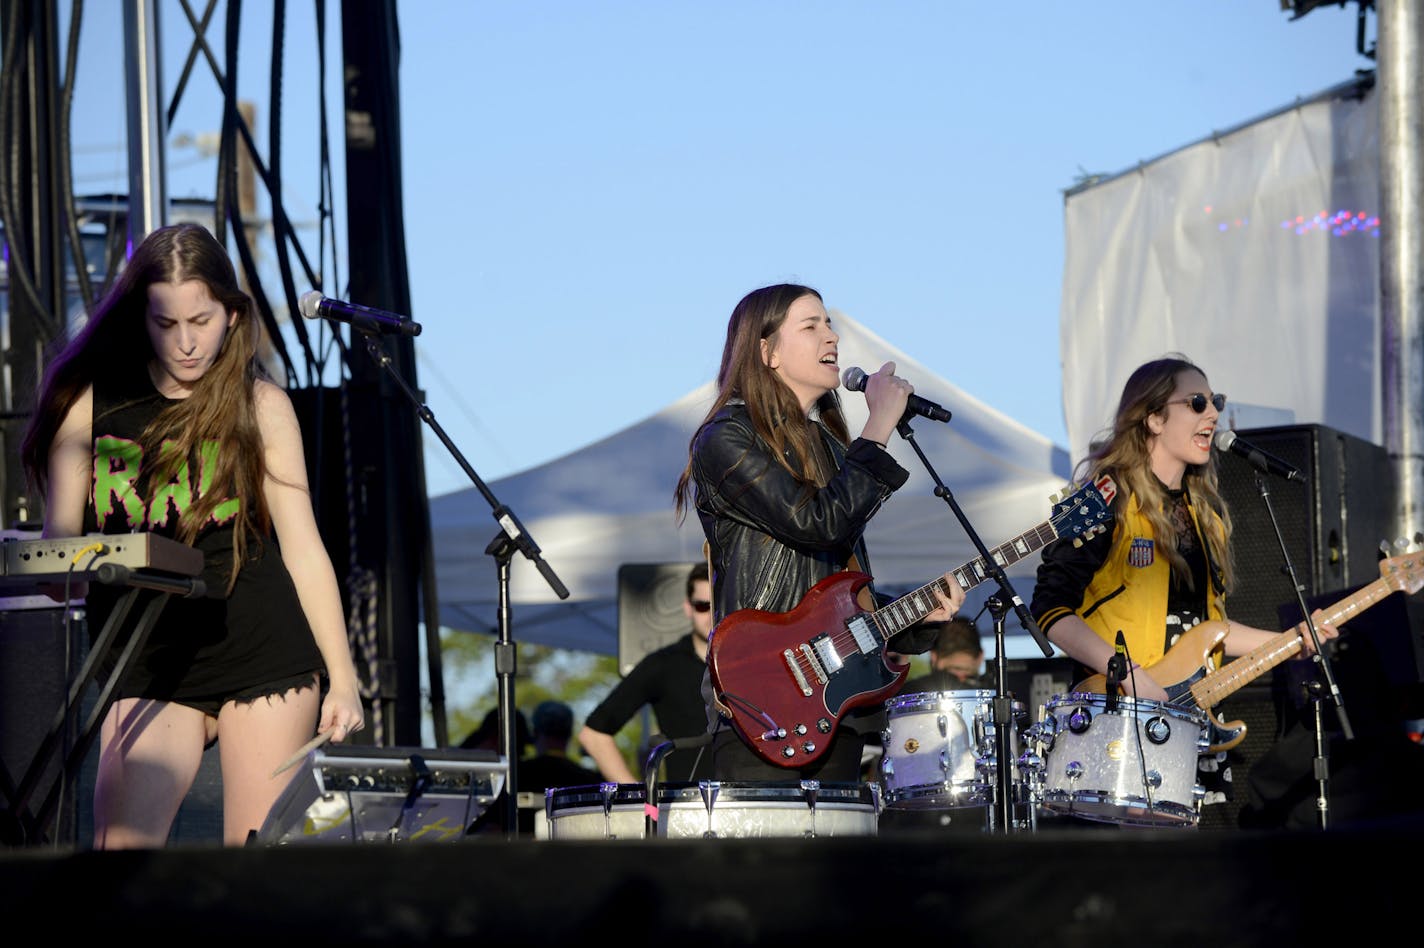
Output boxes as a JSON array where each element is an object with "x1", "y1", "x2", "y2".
[
  {"x1": 1377, "y1": 0, "x2": 1424, "y2": 540},
  {"x1": 122, "y1": 0, "x2": 167, "y2": 243}
]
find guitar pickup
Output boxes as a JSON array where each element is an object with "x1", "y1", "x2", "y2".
[
  {"x1": 845, "y1": 614, "x2": 878, "y2": 654},
  {"x1": 809, "y1": 636, "x2": 841, "y2": 678}
]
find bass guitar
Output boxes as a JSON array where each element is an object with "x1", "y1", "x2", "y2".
[
  {"x1": 707, "y1": 474, "x2": 1118, "y2": 767},
  {"x1": 1072, "y1": 547, "x2": 1424, "y2": 751}
]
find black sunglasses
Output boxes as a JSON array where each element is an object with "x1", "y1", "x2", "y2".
[
  {"x1": 690, "y1": 600, "x2": 712, "y2": 613},
  {"x1": 1165, "y1": 392, "x2": 1226, "y2": 414}
]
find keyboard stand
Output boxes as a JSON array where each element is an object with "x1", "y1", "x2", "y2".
[{"x1": 2, "y1": 581, "x2": 175, "y2": 847}]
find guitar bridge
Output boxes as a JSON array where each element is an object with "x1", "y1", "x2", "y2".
[
  {"x1": 798, "y1": 643, "x2": 828, "y2": 687},
  {"x1": 783, "y1": 648, "x2": 814, "y2": 697}
]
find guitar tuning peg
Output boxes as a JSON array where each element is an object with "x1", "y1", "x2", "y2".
[
  {"x1": 1072, "y1": 538, "x2": 1084, "y2": 548},
  {"x1": 1381, "y1": 539, "x2": 1393, "y2": 556},
  {"x1": 1049, "y1": 491, "x2": 1061, "y2": 503}
]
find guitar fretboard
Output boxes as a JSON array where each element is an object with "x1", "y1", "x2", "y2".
[{"x1": 869, "y1": 522, "x2": 1060, "y2": 642}]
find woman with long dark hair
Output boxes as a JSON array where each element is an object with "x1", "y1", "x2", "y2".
[{"x1": 22, "y1": 222, "x2": 363, "y2": 848}]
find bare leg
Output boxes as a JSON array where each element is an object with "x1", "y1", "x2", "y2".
[
  {"x1": 92, "y1": 697, "x2": 209, "y2": 850},
  {"x1": 216, "y1": 677, "x2": 320, "y2": 846}
]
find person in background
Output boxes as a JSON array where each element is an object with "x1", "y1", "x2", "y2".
[
  {"x1": 673, "y1": 283, "x2": 964, "y2": 783},
  {"x1": 578, "y1": 563, "x2": 715, "y2": 785},
  {"x1": 513, "y1": 701, "x2": 601, "y2": 835},
  {"x1": 1029, "y1": 353, "x2": 1337, "y2": 822},
  {"x1": 459, "y1": 706, "x2": 532, "y2": 756},
  {"x1": 902, "y1": 617, "x2": 989, "y2": 694},
  {"x1": 20, "y1": 222, "x2": 363, "y2": 848}
]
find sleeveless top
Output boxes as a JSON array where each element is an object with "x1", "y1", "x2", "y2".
[{"x1": 81, "y1": 370, "x2": 325, "y2": 705}]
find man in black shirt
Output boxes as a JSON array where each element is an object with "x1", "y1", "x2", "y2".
[
  {"x1": 902, "y1": 618, "x2": 988, "y2": 694},
  {"x1": 578, "y1": 563, "x2": 714, "y2": 784}
]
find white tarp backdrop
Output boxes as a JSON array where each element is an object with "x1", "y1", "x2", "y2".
[
  {"x1": 430, "y1": 311, "x2": 1072, "y2": 657},
  {"x1": 1060, "y1": 75, "x2": 1380, "y2": 467}
]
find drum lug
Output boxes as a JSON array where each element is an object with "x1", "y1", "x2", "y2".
[
  {"x1": 1144, "y1": 769, "x2": 1163, "y2": 790},
  {"x1": 1144, "y1": 716, "x2": 1172, "y2": 745},
  {"x1": 1064, "y1": 760, "x2": 1085, "y2": 781}
]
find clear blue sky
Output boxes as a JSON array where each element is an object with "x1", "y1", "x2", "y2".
[{"x1": 64, "y1": 2, "x2": 1374, "y2": 498}]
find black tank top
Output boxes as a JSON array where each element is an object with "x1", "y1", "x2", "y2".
[{"x1": 82, "y1": 371, "x2": 324, "y2": 704}]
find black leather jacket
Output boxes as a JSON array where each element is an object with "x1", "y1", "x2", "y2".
[{"x1": 690, "y1": 402, "x2": 936, "y2": 733}]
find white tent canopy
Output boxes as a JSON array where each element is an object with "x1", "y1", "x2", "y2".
[
  {"x1": 1059, "y1": 75, "x2": 1380, "y2": 464},
  {"x1": 430, "y1": 311, "x2": 1072, "y2": 657}
]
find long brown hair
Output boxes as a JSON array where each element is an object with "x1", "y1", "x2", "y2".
[
  {"x1": 21, "y1": 222, "x2": 271, "y2": 592},
  {"x1": 674, "y1": 284, "x2": 848, "y2": 522},
  {"x1": 1075, "y1": 354, "x2": 1234, "y2": 594}
]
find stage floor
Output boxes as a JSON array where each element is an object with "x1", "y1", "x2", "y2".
[{"x1": 3, "y1": 807, "x2": 1421, "y2": 945}]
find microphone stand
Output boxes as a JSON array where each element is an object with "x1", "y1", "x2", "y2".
[
  {"x1": 893, "y1": 416, "x2": 1053, "y2": 835},
  {"x1": 360, "y1": 334, "x2": 569, "y2": 837},
  {"x1": 1249, "y1": 470, "x2": 1352, "y2": 829}
]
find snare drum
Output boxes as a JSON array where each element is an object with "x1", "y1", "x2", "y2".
[
  {"x1": 880, "y1": 690, "x2": 1026, "y2": 809},
  {"x1": 654, "y1": 781, "x2": 879, "y2": 838},
  {"x1": 1037, "y1": 692, "x2": 1207, "y2": 827}
]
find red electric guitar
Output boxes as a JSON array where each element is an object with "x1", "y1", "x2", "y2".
[{"x1": 707, "y1": 474, "x2": 1118, "y2": 768}]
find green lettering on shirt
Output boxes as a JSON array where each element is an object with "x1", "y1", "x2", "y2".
[
  {"x1": 92, "y1": 435, "x2": 241, "y2": 529},
  {"x1": 92, "y1": 436, "x2": 145, "y2": 528}
]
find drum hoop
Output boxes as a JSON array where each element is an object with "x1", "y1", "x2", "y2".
[
  {"x1": 654, "y1": 780, "x2": 874, "y2": 805},
  {"x1": 1047, "y1": 691, "x2": 1206, "y2": 725}
]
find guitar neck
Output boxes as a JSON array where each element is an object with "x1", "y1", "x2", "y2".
[
  {"x1": 870, "y1": 519, "x2": 1058, "y2": 642},
  {"x1": 1189, "y1": 573, "x2": 1399, "y2": 707}
]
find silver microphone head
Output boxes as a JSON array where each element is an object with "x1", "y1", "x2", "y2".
[
  {"x1": 298, "y1": 290, "x2": 325, "y2": 320},
  {"x1": 1213, "y1": 429, "x2": 1237, "y2": 451},
  {"x1": 841, "y1": 366, "x2": 867, "y2": 391}
]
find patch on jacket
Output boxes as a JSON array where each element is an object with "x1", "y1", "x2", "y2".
[{"x1": 1127, "y1": 537, "x2": 1155, "y2": 569}]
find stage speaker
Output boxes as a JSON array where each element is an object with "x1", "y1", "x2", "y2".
[
  {"x1": 255, "y1": 745, "x2": 507, "y2": 845},
  {"x1": 1216, "y1": 424, "x2": 1392, "y2": 630},
  {"x1": 0, "y1": 603, "x2": 93, "y2": 846},
  {"x1": 616, "y1": 563, "x2": 698, "y2": 676}
]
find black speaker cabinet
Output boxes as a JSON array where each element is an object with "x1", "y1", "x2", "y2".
[
  {"x1": 616, "y1": 563, "x2": 698, "y2": 677},
  {"x1": 1216, "y1": 424, "x2": 1392, "y2": 630},
  {"x1": 0, "y1": 603, "x2": 92, "y2": 846}
]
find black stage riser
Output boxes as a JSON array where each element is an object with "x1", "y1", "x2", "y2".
[{"x1": 2, "y1": 824, "x2": 1421, "y2": 944}]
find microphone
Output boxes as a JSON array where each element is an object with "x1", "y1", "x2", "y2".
[
  {"x1": 1213, "y1": 429, "x2": 1307, "y2": 483},
  {"x1": 841, "y1": 366, "x2": 952, "y2": 423},
  {"x1": 299, "y1": 290, "x2": 422, "y2": 337},
  {"x1": 1104, "y1": 630, "x2": 1128, "y2": 713}
]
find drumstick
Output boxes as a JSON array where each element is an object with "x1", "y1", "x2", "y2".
[{"x1": 271, "y1": 728, "x2": 335, "y2": 778}]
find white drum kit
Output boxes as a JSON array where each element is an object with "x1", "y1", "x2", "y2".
[
  {"x1": 879, "y1": 687, "x2": 1209, "y2": 831},
  {"x1": 535, "y1": 687, "x2": 1209, "y2": 841}
]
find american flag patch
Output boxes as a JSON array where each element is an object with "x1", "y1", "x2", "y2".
[{"x1": 1128, "y1": 537, "x2": 1155, "y2": 569}]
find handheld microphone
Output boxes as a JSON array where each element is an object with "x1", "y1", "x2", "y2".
[
  {"x1": 841, "y1": 366, "x2": 952, "y2": 423},
  {"x1": 299, "y1": 290, "x2": 422, "y2": 337},
  {"x1": 1213, "y1": 429, "x2": 1306, "y2": 483}
]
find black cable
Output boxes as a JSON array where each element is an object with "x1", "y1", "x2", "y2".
[
  {"x1": 0, "y1": 1, "x2": 56, "y2": 327},
  {"x1": 57, "y1": 0, "x2": 95, "y2": 312}
]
